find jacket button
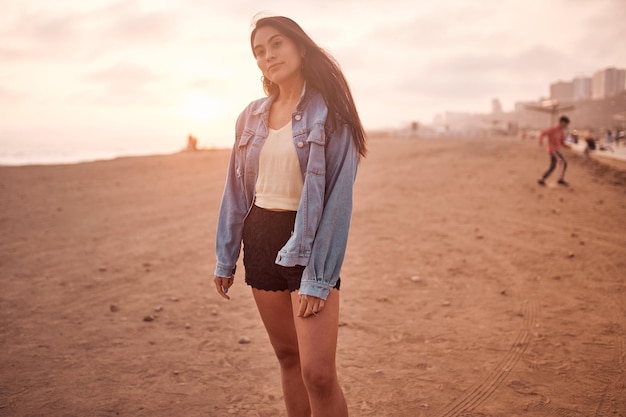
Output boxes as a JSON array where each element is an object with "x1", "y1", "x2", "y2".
[
  {"x1": 297, "y1": 142, "x2": 304, "y2": 148},
  {"x1": 294, "y1": 114, "x2": 302, "y2": 121}
]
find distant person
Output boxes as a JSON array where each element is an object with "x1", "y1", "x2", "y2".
[
  {"x1": 186, "y1": 134, "x2": 198, "y2": 151},
  {"x1": 213, "y1": 15, "x2": 366, "y2": 417},
  {"x1": 606, "y1": 129, "x2": 613, "y2": 145},
  {"x1": 537, "y1": 116, "x2": 571, "y2": 187},
  {"x1": 615, "y1": 130, "x2": 621, "y2": 147},
  {"x1": 584, "y1": 135, "x2": 596, "y2": 158}
]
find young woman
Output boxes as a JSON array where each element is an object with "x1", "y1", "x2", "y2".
[{"x1": 213, "y1": 15, "x2": 366, "y2": 417}]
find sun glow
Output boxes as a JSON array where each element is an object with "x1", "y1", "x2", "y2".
[{"x1": 178, "y1": 92, "x2": 222, "y2": 122}]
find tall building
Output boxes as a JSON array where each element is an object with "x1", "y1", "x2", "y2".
[
  {"x1": 491, "y1": 98, "x2": 502, "y2": 114},
  {"x1": 573, "y1": 76, "x2": 592, "y2": 101},
  {"x1": 592, "y1": 67, "x2": 626, "y2": 99},
  {"x1": 550, "y1": 80, "x2": 574, "y2": 103}
]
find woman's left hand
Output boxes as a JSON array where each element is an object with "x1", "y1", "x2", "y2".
[{"x1": 297, "y1": 294, "x2": 325, "y2": 318}]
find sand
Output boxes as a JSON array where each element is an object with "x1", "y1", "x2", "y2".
[{"x1": 1, "y1": 137, "x2": 625, "y2": 417}]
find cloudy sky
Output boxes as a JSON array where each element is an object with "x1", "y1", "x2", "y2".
[{"x1": 1, "y1": 0, "x2": 625, "y2": 158}]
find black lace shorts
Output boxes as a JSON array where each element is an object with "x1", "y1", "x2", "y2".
[{"x1": 242, "y1": 205, "x2": 340, "y2": 292}]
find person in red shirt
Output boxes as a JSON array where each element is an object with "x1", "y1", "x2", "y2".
[{"x1": 537, "y1": 116, "x2": 571, "y2": 186}]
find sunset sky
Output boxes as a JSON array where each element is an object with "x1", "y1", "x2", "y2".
[{"x1": 1, "y1": 0, "x2": 625, "y2": 160}]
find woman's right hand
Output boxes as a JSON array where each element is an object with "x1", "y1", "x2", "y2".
[{"x1": 214, "y1": 275, "x2": 234, "y2": 300}]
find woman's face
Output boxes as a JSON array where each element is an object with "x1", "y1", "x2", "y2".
[{"x1": 252, "y1": 26, "x2": 303, "y2": 87}]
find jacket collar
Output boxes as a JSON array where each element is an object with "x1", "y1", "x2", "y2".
[{"x1": 251, "y1": 82, "x2": 313, "y2": 116}]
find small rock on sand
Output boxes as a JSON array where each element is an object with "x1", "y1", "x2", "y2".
[
  {"x1": 442, "y1": 300, "x2": 451, "y2": 307},
  {"x1": 143, "y1": 315, "x2": 155, "y2": 322},
  {"x1": 410, "y1": 276, "x2": 421, "y2": 283},
  {"x1": 154, "y1": 305, "x2": 163, "y2": 312},
  {"x1": 238, "y1": 336, "x2": 251, "y2": 344},
  {"x1": 567, "y1": 252, "x2": 575, "y2": 258},
  {"x1": 110, "y1": 304, "x2": 119, "y2": 312}
]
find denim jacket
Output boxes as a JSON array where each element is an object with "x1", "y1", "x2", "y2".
[{"x1": 214, "y1": 86, "x2": 359, "y2": 300}]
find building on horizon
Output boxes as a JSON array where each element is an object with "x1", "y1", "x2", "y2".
[
  {"x1": 491, "y1": 98, "x2": 503, "y2": 114},
  {"x1": 550, "y1": 80, "x2": 574, "y2": 103},
  {"x1": 513, "y1": 99, "x2": 551, "y2": 128},
  {"x1": 573, "y1": 76, "x2": 592, "y2": 101},
  {"x1": 592, "y1": 67, "x2": 626, "y2": 100},
  {"x1": 431, "y1": 111, "x2": 490, "y2": 135}
]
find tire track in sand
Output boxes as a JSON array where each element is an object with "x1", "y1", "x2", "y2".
[
  {"x1": 521, "y1": 251, "x2": 626, "y2": 416},
  {"x1": 592, "y1": 257, "x2": 626, "y2": 417},
  {"x1": 431, "y1": 232, "x2": 538, "y2": 417},
  {"x1": 434, "y1": 301, "x2": 536, "y2": 417}
]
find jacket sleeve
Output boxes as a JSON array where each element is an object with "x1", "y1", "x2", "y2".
[
  {"x1": 298, "y1": 124, "x2": 359, "y2": 300},
  {"x1": 214, "y1": 113, "x2": 249, "y2": 278}
]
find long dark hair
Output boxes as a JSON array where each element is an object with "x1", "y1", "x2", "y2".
[{"x1": 250, "y1": 16, "x2": 367, "y2": 158}]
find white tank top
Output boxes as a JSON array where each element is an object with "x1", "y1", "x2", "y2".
[{"x1": 255, "y1": 121, "x2": 304, "y2": 211}]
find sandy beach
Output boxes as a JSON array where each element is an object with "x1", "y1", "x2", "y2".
[{"x1": 1, "y1": 136, "x2": 625, "y2": 417}]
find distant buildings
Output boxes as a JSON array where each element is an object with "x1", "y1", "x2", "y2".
[
  {"x1": 431, "y1": 111, "x2": 498, "y2": 136},
  {"x1": 592, "y1": 67, "x2": 626, "y2": 99},
  {"x1": 550, "y1": 81, "x2": 574, "y2": 103},
  {"x1": 520, "y1": 67, "x2": 626, "y2": 128},
  {"x1": 491, "y1": 98, "x2": 503, "y2": 115},
  {"x1": 573, "y1": 76, "x2": 592, "y2": 101},
  {"x1": 514, "y1": 99, "x2": 552, "y2": 127},
  {"x1": 550, "y1": 68, "x2": 625, "y2": 103},
  {"x1": 432, "y1": 66, "x2": 626, "y2": 133}
]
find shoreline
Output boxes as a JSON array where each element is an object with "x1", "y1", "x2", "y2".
[{"x1": 0, "y1": 147, "x2": 228, "y2": 168}]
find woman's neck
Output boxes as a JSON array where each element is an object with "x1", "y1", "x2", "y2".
[{"x1": 276, "y1": 76, "x2": 305, "y2": 105}]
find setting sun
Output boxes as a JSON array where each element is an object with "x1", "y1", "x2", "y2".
[{"x1": 178, "y1": 92, "x2": 222, "y2": 122}]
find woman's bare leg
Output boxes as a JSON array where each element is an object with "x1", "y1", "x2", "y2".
[
  {"x1": 291, "y1": 290, "x2": 348, "y2": 417},
  {"x1": 252, "y1": 289, "x2": 311, "y2": 417}
]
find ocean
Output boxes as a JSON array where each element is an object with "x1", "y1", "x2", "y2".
[{"x1": 0, "y1": 136, "x2": 231, "y2": 166}]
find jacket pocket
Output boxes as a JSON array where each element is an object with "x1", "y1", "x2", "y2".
[
  {"x1": 238, "y1": 130, "x2": 254, "y2": 148},
  {"x1": 305, "y1": 125, "x2": 326, "y2": 176},
  {"x1": 236, "y1": 131, "x2": 255, "y2": 178}
]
